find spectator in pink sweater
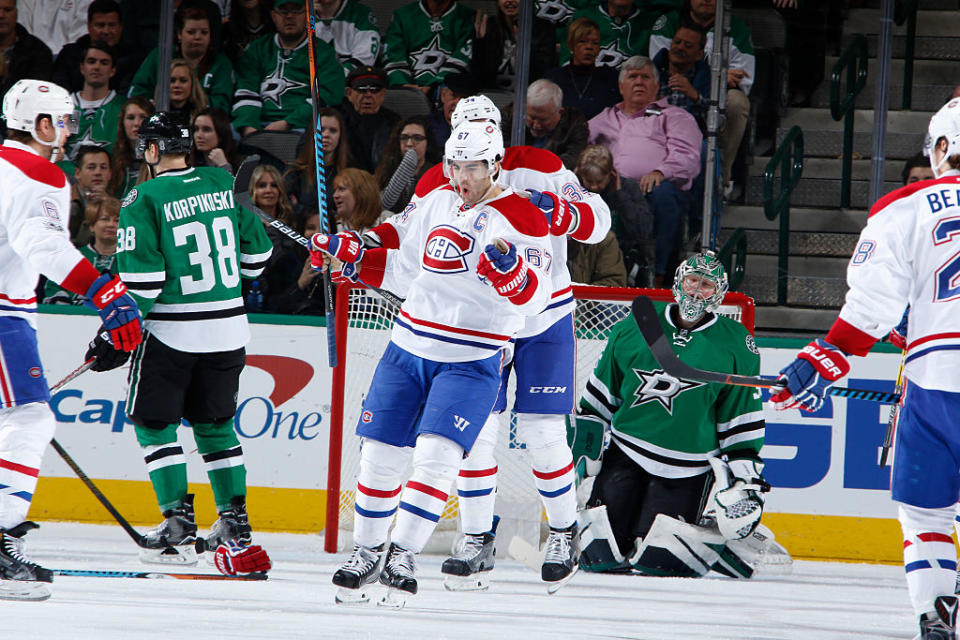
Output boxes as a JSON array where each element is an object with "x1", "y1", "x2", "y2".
[{"x1": 588, "y1": 55, "x2": 701, "y2": 286}]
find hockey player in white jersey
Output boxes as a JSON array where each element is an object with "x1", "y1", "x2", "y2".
[
  {"x1": 363, "y1": 95, "x2": 612, "y2": 588},
  {"x1": 773, "y1": 98, "x2": 960, "y2": 640},
  {"x1": 310, "y1": 121, "x2": 553, "y2": 606},
  {"x1": 0, "y1": 79, "x2": 143, "y2": 601}
]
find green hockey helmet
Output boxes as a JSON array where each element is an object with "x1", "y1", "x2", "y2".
[{"x1": 672, "y1": 252, "x2": 729, "y2": 323}]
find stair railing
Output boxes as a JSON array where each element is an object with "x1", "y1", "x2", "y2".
[
  {"x1": 763, "y1": 125, "x2": 804, "y2": 305},
  {"x1": 717, "y1": 227, "x2": 747, "y2": 291},
  {"x1": 829, "y1": 34, "x2": 869, "y2": 208},
  {"x1": 895, "y1": 0, "x2": 918, "y2": 110}
]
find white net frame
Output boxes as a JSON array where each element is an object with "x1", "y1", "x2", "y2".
[{"x1": 324, "y1": 284, "x2": 755, "y2": 553}]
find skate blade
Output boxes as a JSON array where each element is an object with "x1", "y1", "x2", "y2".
[
  {"x1": 0, "y1": 579, "x2": 51, "y2": 601},
  {"x1": 377, "y1": 587, "x2": 410, "y2": 609},
  {"x1": 334, "y1": 586, "x2": 372, "y2": 606},
  {"x1": 139, "y1": 545, "x2": 198, "y2": 566},
  {"x1": 442, "y1": 573, "x2": 491, "y2": 591},
  {"x1": 546, "y1": 564, "x2": 580, "y2": 595}
]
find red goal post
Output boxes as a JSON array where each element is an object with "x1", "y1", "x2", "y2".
[{"x1": 324, "y1": 283, "x2": 755, "y2": 552}]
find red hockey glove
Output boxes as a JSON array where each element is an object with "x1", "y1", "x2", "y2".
[
  {"x1": 83, "y1": 274, "x2": 142, "y2": 351},
  {"x1": 889, "y1": 307, "x2": 909, "y2": 350},
  {"x1": 526, "y1": 189, "x2": 577, "y2": 236},
  {"x1": 477, "y1": 241, "x2": 535, "y2": 303},
  {"x1": 213, "y1": 541, "x2": 271, "y2": 576},
  {"x1": 771, "y1": 338, "x2": 851, "y2": 412},
  {"x1": 310, "y1": 231, "x2": 364, "y2": 265}
]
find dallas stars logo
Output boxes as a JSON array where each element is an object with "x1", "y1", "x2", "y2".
[
  {"x1": 260, "y1": 52, "x2": 307, "y2": 109},
  {"x1": 409, "y1": 35, "x2": 449, "y2": 80},
  {"x1": 596, "y1": 44, "x2": 629, "y2": 69},
  {"x1": 631, "y1": 368, "x2": 704, "y2": 414}
]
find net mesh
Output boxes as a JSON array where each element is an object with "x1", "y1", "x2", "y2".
[{"x1": 326, "y1": 285, "x2": 752, "y2": 551}]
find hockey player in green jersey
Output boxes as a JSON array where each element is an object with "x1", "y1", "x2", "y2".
[
  {"x1": 573, "y1": 252, "x2": 779, "y2": 578},
  {"x1": 115, "y1": 113, "x2": 273, "y2": 576}
]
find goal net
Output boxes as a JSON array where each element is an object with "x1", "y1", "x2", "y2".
[{"x1": 324, "y1": 284, "x2": 755, "y2": 553}]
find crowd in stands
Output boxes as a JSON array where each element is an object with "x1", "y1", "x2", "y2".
[{"x1": 14, "y1": 0, "x2": 815, "y2": 310}]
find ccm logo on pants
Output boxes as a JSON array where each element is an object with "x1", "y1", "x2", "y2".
[{"x1": 528, "y1": 387, "x2": 567, "y2": 394}]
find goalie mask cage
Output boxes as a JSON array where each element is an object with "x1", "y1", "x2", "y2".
[{"x1": 325, "y1": 283, "x2": 755, "y2": 553}]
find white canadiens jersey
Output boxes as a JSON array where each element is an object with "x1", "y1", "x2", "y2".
[
  {"x1": 380, "y1": 185, "x2": 552, "y2": 362},
  {"x1": 0, "y1": 140, "x2": 84, "y2": 328},
  {"x1": 837, "y1": 171, "x2": 960, "y2": 391},
  {"x1": 388, "y1": 146, "x2": 611, "y2": 338}
]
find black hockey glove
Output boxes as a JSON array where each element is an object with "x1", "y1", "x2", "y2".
[{"x1": 85, "y1": 330, "x2": 132, "y2": 372}]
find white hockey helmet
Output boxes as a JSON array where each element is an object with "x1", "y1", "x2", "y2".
[
  {"x1": 451, "y1": 94, "x2": 502, "y2": 129},
  {"x1": 2, "y1": 79, "x2": 77, "y2": 140},
  {"x1": 925, "y1": 98, "x2": 960, "y2": 177},
  {"x1": 443, "y1": 121, "x2": 505, "y2": 180}
]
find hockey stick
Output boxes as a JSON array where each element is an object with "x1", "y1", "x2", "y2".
[
  {"x1": 630, "y1": 296, "x2": 902, "y2": 404},
  {"x1": 233, "y1": 156, "x2": 404, "y2": 308},
  {"x1": 54, "y1": 568, "x2": 266, "y2": 581},
  {"x1": 304, "y1": 0, "x2": 337, "y2": 368},
  {"x1": 878, "y1": 349, "x2": 906, "y2": 466},
  {"x1": 47, "y1": 360, "x2": 150, "y2": 548}
]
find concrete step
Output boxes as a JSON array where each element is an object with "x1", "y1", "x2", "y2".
[
  {"x1": 744, "y1": 174, "x2": 901, "y2": 209},
  {"x1": 754, "y1": 306, "x2": 839, "y2": 335},
  {"x1": 721, "y1": 205, "x2": 867, "y2": 233},
  {"x1": 860, "y1": 0, "x2": 960, "y2": 9},
  {"x1": 845, "y1": 8, "x2": 960, "y2": 37},
  {"x1": 717, "y1": 227, "x2": 859, "y2": 257},
  {"x1": 779, "y1": 107, "x2": 934, "y2": 132},
  {"x1": 849, "y1": 32, "x2": 960, "y2": 62},
  {"x1": 742, "y1": 254, "x2": 849, "y2": 278},
  {"x1": 775, "y1": 126, "x2": 925, "y2": 162},
  {"x1": 748, "y1": 156, "x2": 910, "y2": 183}
]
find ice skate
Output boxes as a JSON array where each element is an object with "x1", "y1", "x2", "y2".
[
  {"x1": 378, "y1": 543, "x2": 417, "y2": 609},
  {"x1": 0, "y1": 522, "x2": 52, "y2": 601},
  {"x1": 198, "y1": 496, "x2": 253, "y2": 552},
  {"x1": 920, "y1": 595, "x2": 958, "y2": 640},
  {"x1": 332, "y1": 543, "x2": 384, "y2": 605},
  {"x1": 139, "y1": 494, "x2": 198, "y2": 566},
  {"x1": 441, "y1": 532, "x2": 495, "y2": 591},
  {"x1": 542, "y1": 523, "x2": 579, "y2": 593}
]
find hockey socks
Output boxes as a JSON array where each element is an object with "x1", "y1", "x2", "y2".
[
  {"x1": 392, "y1": 435, "x2": 461, "y2": 554},
  {"x1": 456, "y1": 413, "x2": 499, "y2": 534},
  {"x1": 136, "y1": 424, "x2": 188, "y2": 511},
  {"x1": 352, "y1": 440, "x2": 409, "y2": 549},
  {"x1": 519, "y1": 414, "x2": 578, "y2": 529},
  {"x1": 901, "y1": 504, "x2": 957, "y2": 618},
  {"x1": 193, "y1": 420, "x2": 246, "y2": 511}
]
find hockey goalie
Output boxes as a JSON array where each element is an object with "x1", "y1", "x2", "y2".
[{"x1": 570, "y1": 253, "x2": 791, "y2": 578}]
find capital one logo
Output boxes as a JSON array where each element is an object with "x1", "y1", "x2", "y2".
[{"x1": 236, "y1": 355, "x2": 322, "y2": 440}]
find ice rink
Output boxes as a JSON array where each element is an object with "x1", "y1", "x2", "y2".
[{"x1": 1, "y1": 522, "x2": 921, "y2": 640}]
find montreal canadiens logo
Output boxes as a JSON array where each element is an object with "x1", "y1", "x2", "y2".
[
  {"x1": 29, "y1": 367, "x2": 41, "y2": 378},
  {"x1": 361, "y1": 410, "x2": 373, "y2": 423},
  {"x1": 423, "y1": 225, "x2": 474, "y2": 273}
]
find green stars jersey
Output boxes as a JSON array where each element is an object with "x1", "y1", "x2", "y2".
[
  {"x1": 579, "y1": 301, "x2": 764, "y2": 479},
  {"x1": 382, "y1": 0, "x2": 474, "y2": 87},
  {"x1": 116, "y1": 166, "x2": 273, "y2": 353},
  {"x1": 316, "y1": 0, "x2": 381, "y2": 72},
  {"x1": 42, "y1": 244, "x2": 118, "y2": 305},
  {"x1": 57, "y1": 90, "x2": 125, "y2": 175},
  {"x1": 559, "y1": 4, "x2": 655, "y2": 68},
  {"x1": 648, "y1": 11, "x2": 756, "y2": 95},
  {"x1": 232, "y1": 34, "x2": 344, "y2": 131},
  {"x1": 129, "y1": 48, "x2": 236, "y2": 114}
]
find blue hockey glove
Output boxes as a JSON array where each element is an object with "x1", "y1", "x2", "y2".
[
  {"x1": 526, "y1": 188, "x2": 577, "y2": 236},
  {"x1": 83, "y1": 273, "x2": 142, "y2": 351},
  {"x1": 771, "y1": 338, "x2": 851, "y2": 412},
  {"x1": 889, "y1": 307, "x2": 909, "y2": 350}
]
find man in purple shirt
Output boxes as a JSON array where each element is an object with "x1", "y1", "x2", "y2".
[{"x1": 587, "y1": 55, "x2": 701, "y2": 287}]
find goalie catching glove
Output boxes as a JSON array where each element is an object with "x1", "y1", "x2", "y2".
[
  {"x1": 707, "y1": 457, "x2": 769, "y2": 541},
  {"x1": 213, "y1": 540, "x2": 271, "y2": 576},
  {"x1": 476, "y1": 241, "x2": 538, "y2": 304}
]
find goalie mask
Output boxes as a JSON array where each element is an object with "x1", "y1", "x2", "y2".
[
  {"x1": 2, "y1": 79, "x2": 78, "y2": 154},
  {"x1": 451, "y1": 94, "x2": 502, "y2": 129},
  {"x1": 135, "y1": 112, "x2": 192, "y2": 161},
  {"x1": 443, "y1": 121, "x2": 504, "y2": 196},
  {"x1": 925, "y1": 98, "x2": 960, "y2": 177},
  {"x1": 672, "y1": 252, "x2": 729, "y2": 324}
]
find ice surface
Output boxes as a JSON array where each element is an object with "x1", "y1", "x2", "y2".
[{"x1": 4, "y1": 522, "x2": 916, "y2": 640}]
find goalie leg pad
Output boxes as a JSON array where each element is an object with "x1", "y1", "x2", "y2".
[
  {"x1": 578, "y1": 506, "x2": 628, "y2": 573},
  {"x1": 630, "y1": 513, "x2": 755, "y2": 579}
]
